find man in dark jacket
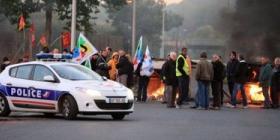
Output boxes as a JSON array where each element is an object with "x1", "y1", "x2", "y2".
[
  {"x1": 116, "y1": 50, "x2": 130, "y2": 86},
  {"x1": 226, "y1": 51, "x2": 239, "y2": 97},
  {"x1": 259, "y1": 56, "x2": 273, "y2": 109},
  {"x1": 161, "y1": 54, "x2": 170, "y2": 104},
  {"x1": 1, "y1": 57, "x2": 11, "y2": 72},
  {"x1": 271, "y1": 57, "x2": 280, "y2": 109},
  {"x1": 175, "y1": 48, "x2": 190, "y2": 108},
  {"x1": 90, "y1": 53, "x2": 99, "y2": 71},
  {"x1": 162, "y1": 52, "x2": 178, "y2": 108},
  {"x1": 96, "y1": 50, "x2": 111, "y2": 78},
  {"x1": 211, "y1": 54, "x2": 225, "y2": 110},
  {"x1": 228, "y1": 55, "x2": 249, "y2": 108}
]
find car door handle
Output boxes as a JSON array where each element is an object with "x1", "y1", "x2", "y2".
[
  {"x1": 6, "y1": 83, "x2": 12, "y2": 86},
  {"x1": 28, "y1": 86, "x2": 35, "y2": 89}
]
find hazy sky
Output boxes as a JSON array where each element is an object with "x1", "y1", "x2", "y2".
[{"x1": 166, "y1": 0, "x2": 183, "y2": 5}]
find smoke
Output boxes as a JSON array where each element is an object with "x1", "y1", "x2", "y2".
[{"x1": 222, "y1": 0, "x2": 280, "y2": 62}]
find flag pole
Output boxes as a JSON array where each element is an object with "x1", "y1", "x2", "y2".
[
  {"x1": 50, "y1": 35, "x2": 62, "y2": 48},
  {"x1": 29, "y1": 29, "x2": 33, "y2": 60},
  {"x1": 23, "y1": 28, "x2": 26, "y2": 58}
]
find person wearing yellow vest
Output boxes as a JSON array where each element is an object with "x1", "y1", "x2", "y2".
[{"x1": 175, "y1": 48, "x2": 190, "y2": 108}]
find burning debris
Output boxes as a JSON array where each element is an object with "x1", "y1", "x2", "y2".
[{"x1": 147, "y1": 59, "x2": 268, "y2": 106}]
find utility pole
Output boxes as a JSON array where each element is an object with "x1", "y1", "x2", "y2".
[
  {"x1": 70, "y1": 0, "x2": 77, "y2": 51},
  {"x1": 160, "y1": 0, "x2": 166, "y2": 58},
  {"x1": 160, "y1": 10, "x2": 165, "y2": 58},
  {"x1": 131, "y1": 0, "x2": 136, "y2": 56}
]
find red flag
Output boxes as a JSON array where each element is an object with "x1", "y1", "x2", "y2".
[
  {"x1": 18, "y1": 15, "x2": 26, "y2": 31},
  {"x1": 40, "y1": 34, "x2": 48, "y2": 47},
  {"x1": 61, "y1": 32, "x2": 71, "y2": 48},
  {"x1": 29, "y1": 23, "x2": 35, "y2": 47}
]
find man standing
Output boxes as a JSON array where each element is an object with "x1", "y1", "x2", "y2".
[
  {"x1": 270, "y1": 57, "x2": 280, "y2": 109},
  {"x1": 211, "y1": 54, "x2": 225, "y2": 110},
  {"x1": 116, "y1": 50, "x2": 130, "y2": 86},
  {"x1": 105, "y1": 46, "x2": 112, "y2": 57},
  {"x1": 259, "y1": 56, "x2": 273, "y2": 109},
  {"x1": 135, "y1": 58, "x2": 150, "y2": 102},
  {"x1": 96, "y1": 50, "x2": 111, "y2": 78},
  {"x1": 228, "y1": 55, "x2": 249, "y2": 109},
  {"x1": 219, "y1": 56, "x2": 226, "y2": 105},
  {"x1": 1, "y1": 57, "x2": 11, "y2": 72},
  {"x1": 162, "y1": 52, "x2": 178, "y2": 108},
  {"x1": 194, "y1": 52, "x2": 213, "y2": 110},
  {"x1": 90, "y1": 53, "x2": 99, "y2": 71},
  {"x1": 176, "y1": 48, "x2": 190, "y2": 108},
  {"x1": 226, "y1": 51, "x2": 239, "y2": 97},
  {"x1": 161, "y1": 54, "x2": 170, "y2": 104}
]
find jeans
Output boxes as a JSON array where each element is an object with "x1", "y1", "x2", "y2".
[
  {"x1": 227, "y1": 80, "x2": 235, "y2": 96},
  {"x1": 231, "y1": 83, "x2": 248, "y2": 106},
  {"x1": 196, "y1": 81, "x2": 210, "y2": 108},
  {"x1": 176, "y1": 76, "x2": 190, "y2": 105},
  {"x1": 137, "y1": 76, "x2": 150, "y2": 102},
  {"x1": 262, "y1": 85, "x2": 271, "y2": 107}
]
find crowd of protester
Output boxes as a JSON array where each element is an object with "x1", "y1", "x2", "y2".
[
  {"x1": 161, "y1": 48, "x2": 280, "y2": 110},
  {"x1": 1, "y1": 47, "x2": 279, "y2": 110}
]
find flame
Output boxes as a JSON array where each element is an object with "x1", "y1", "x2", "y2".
[
  {"x1": 248, "y1": 83, "x2": 265, "y2": 102},
  {"x1": 150, "y1": 85, "x2": 165, "y2": 100}
]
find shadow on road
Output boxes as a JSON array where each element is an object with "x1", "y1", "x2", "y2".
[{"x1": 0, "y1": 114, "x2": 135, "y2": 122}]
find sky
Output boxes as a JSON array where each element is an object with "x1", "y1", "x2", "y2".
[{"x1": 166, "y1": 0, "x2": 183, "y2": 5}]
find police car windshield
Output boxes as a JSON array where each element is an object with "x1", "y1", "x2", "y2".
[{"x1": 51, "y1": 65, "x2": 102, "y2": 81}]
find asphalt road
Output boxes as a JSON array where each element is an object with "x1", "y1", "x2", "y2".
[{"x1": 1, "y1": 102, "x2": 280, "y2": 140}]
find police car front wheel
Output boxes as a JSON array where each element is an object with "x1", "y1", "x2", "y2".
[
  {"x1": 60, "y1": 95, "x2": 78, "y2": 120},
  {"x1": 0, "y1": 94, "x2": 11, "y2": 117},
  {"x1": 111, "y1": 113, "x2": 126, "y2": 120}
]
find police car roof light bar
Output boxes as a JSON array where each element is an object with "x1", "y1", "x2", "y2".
[{"x1": 36, "y1": 53, "x2": 73, "y2": 62}]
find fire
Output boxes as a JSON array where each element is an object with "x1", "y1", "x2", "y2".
[
  {"x1": 248, "y1": 83, "x2": 265, "y2": 102},
  {"x1": 150, "y1": 85, "x2": 165, "y2": 100}
]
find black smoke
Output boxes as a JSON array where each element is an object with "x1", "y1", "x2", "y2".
[{"x1": 221, "y1": 0, "x2": 280, "y2": 62}]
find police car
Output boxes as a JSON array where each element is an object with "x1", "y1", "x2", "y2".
[{"x1": 0, "y1": 54, "x2": 134, "y2": 120}]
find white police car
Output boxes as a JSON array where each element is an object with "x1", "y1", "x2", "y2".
[{"x1": 0, "y1": 54, "x2": 134, "y2": 120}]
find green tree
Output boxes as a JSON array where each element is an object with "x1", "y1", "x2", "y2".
[
  {"x1": 108, "y1": 0, "x2": 183, "y2": 56},
  {"x1": 0, "y1": 0, "x2": 127, "y2": 45}
]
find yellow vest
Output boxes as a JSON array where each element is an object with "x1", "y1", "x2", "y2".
[{"x1": 176, "y1": 54, "x2": 190, "y2": 76}]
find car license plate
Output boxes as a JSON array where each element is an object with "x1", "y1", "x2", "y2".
[{"x1": 107, "y1": 98, "x2": 127, "y2": 103}]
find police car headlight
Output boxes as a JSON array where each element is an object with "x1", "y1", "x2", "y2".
[
  {"x1": 127, "y1": 89, "x2": 134, "y2": 100},
  {"x1": 76, "y1": 87, "x2": 102, "y2": 97}
]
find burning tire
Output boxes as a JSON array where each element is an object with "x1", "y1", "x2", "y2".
[{"x1": 0, "y1": 93, "x2": 11, "y2": 117}]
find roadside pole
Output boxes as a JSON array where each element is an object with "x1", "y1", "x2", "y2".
[
  {"x1": 70, "y1": 0, "x2": 77, "y2": 51},
  {"x1": 131, "y1": 0, "x2": 136, "y2": 56}
]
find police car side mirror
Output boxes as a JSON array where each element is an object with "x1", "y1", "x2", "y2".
[{"x1": 43, "y1": 75, "x2": 56, "y2": 82}]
